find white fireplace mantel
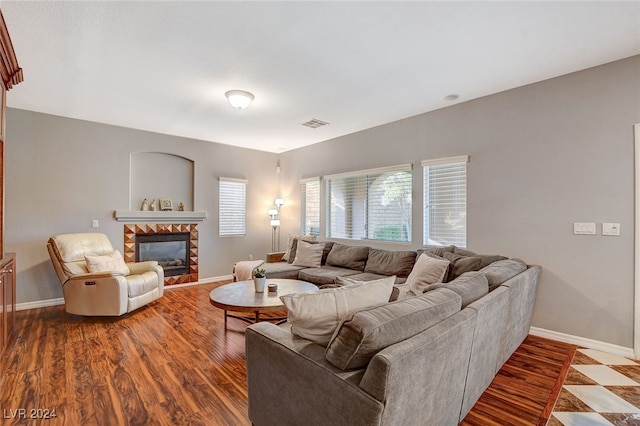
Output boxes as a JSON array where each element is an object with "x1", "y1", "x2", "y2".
[{"x1": 113, "y1": 210, "x2": 207, "y2": 222}]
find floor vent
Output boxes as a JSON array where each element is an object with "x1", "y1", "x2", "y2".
[{"x1": 301, "y1": 118, "x2": 329, "y2": 129}]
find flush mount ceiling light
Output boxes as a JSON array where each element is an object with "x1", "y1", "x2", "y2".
[{"x1": 225, "y1": 90, "x2": 254, "y2": 110}]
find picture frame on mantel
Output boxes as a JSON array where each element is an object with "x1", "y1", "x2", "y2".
[{"x1": 160, "y1": 198, "x2": 173, "y2": 211}]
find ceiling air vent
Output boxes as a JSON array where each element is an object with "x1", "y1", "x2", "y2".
[{"x1": 301, "y1": 118, "x2": 329, "y2": 129}]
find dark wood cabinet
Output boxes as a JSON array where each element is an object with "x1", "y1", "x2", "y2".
[
  {"x1": 0, "y1": 10, "x2": 22, "y2": 356},
  {"x1": 0, "y1": 253, "x2": 14, "y2": 351}
]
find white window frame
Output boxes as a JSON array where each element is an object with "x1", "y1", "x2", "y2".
[
  {"x1": 300, "y1": 177, "x2": 321, "y2": 237},
  {"x1": 325, "y1": 163, "x2": 412, "y2": 242},
  {"x1": 422, "y1": 155, "x2": 469, "y2": 247},
  {"x1": 219, "y1": 177, "x2": 247, "y2": 236}
]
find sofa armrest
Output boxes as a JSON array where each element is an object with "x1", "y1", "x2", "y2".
[
  {"x1": 266, "y1": 251, "x2": 285, "y2": 263},
  {"x1": 246, "y1": 322, "x2": 383, "y2": 426}
]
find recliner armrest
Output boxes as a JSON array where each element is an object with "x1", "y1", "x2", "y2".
[{"x1": 127, "y1": 261, "x2": 160, "y2": 275}]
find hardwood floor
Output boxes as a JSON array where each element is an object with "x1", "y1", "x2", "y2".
[{"x1": 0, "y1": 281, "x2": 574, "y2": 425}]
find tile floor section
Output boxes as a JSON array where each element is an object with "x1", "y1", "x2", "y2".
[{"x1": 550, "y1": 348, "x2": 640, "y2": 425}]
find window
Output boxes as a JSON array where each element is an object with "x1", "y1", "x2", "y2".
[
  {"x1": 301, "y1": 178, "x2": 320, "y2": 236},
  {"x1": 422, "y1": 156, "x2": 469, "y2": 247},
  {"x1": 325, "y1": 164, "x2": 412, "y2": 242},
  {"x1": 219, "y1": 177, "x2": 247, "y2": 236}
]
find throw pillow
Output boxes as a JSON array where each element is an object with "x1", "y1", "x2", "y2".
[
  {"x1": 292, "y1": 240, "x2": 325, "y2": 268},
  {"x1": 280, "y1": 276, "x2": 395, "y2": 346},
  {"x1": 405, "y1": 253, "x2": 450, "y2": 295},
  {"x1": 325, "y1": 288, "x2": 462, "y2": 370},
  {"x1": 85, "y1": 250, "x2": 130, "y2": 275},
  {"x1": 283, "y1": 235, "x2": 318, "y2": 263}
]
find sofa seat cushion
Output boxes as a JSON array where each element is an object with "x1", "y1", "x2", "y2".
[
  {"x1": 344, "y1": 272, "x2": 407, "y2": 285},
  {"x1": 326, "y1": 243, "x2": 370, "y2": 271},
  {"x1": 325, "y1": 288, "x2": 462, "y2": 370},
  {"x1": 423, "y1": 271, "x2": 489, "y2": 308},
  {"x1": 299, "y1": 265, "x2": 361, "y2": 286},
  {"x1": 280, "y1": 276, "x2": 395, "y2": 346},
  {"x1": 364, "y1": 249, "x2": 416, "y2": 278},
  {"x1": 260, "y1": 262, "x2": 305, "y2": 279},
  {"x1": 480, "y1": 258, "x2": 527, "y2": 291}
]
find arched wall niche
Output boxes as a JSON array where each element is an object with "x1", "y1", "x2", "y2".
[{"x1": 130, "y1": 152, "x2": 195, "y2": 211}]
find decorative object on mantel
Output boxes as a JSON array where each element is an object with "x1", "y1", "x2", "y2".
[
  {"x1": 253, "y1": 267, "x2": 266, "y2": 293},
  {"x1": 141, "y1": 198, "x2": 149, "y2": 211},
  {"x1": 160, "y1": 198, "x2": 173, "y2": 211},
  {"x1": 149, "y1": 199, "x2": 157, "y2": 211},
  {"x1": 178, "y1": 202, "x2": 184, "y2": 212}
]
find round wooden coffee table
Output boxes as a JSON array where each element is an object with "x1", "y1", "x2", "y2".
[{"x1": 209, "y1": 278, "x2": 317, "y2": 328}]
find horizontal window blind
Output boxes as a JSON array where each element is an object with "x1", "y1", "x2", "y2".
[
  {"x1": 326, "y1": 164, "x2": 412, "y2": 242},
  {"x1": 301, "y1": 178, "x2": 320, "y2": 236},
  {"x1": 219, "y1": 177, "x2": 247, "y2": 236},
  {"x1": 423, "y1": 156, "x2": 468, "y2": 247}
]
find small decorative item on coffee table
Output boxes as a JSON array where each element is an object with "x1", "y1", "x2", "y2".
[{"x1": 253, "y1": 268, "x2": 266, "y2": 292}]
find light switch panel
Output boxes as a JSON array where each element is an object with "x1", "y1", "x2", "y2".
[
  {"x1": 602, "y1": 223, "x2": 620, "y2": 236},
  {"x1": 573, "y1": 222, "x2": 596, "y2": 235}
]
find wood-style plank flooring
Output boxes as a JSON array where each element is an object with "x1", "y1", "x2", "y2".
[{"x1": 0, "y1": 281, "x2": 575, "y2": 425}]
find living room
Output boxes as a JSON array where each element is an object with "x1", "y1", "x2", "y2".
[{"x1": 0, "y1": 1, "x2": 640, "y2": 424}]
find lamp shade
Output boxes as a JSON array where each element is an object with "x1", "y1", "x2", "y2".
[
  {"x1": 274, "y1": 198, "x2": 285, "y2": 208},
  {"x1": 268, "y1": 209, "x2": 278, "y2": 216},
  {"x1": 270, "y1": 219, "x2": 280, "y2": 227},
  {"x1": 225, "y1": 90, "x2": 254, "y2": 110}
]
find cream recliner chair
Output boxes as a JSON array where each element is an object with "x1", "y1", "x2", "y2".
[{"x1": 47, "y1": 232, "x2": 164, "y2": 316}]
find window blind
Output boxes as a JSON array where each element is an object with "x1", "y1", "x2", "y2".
[
  {"x1": 422, "y1": 156, "x2": 468, "y2": 247},
  {"x1": 300, "y1": 178, "x2": 320, "y2": 236},
  {"x1": 325, "y1": 164, "x2": 412, "y2": 242},
  {"x1": 219, "y1": 177, "x2": 247, "y2": 236}
]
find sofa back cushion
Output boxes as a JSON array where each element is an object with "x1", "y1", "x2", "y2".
[
  {"x1": 325, "y1": 288, "x2": 462, "y2": 370},
  {"x1": 442, "y1": 252, "x2": 483, "y2": 281},
  {"x1": 364, "y1": 248, "x2": 417, "y2": 277},
  {"x1": 423, "y1": 271, "x2": 488, "y2": 308},
  {"x1": 326, "y1": 243, "x2": 370, "y2": 271},
  {"x1": 480, "y1": 258, "x2": 527, "y2": 291},
  {"x1": 280, "y1": 276, "x2": 395, "y2": 346}
]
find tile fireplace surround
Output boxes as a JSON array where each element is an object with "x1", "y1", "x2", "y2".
[{"x1": 123, "y1": 223, "x2": 198, "y2": 285}]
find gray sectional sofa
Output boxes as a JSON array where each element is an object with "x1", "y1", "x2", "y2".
[{"x1": 246, "y1": 240, "x2": 540, "y2": 425}]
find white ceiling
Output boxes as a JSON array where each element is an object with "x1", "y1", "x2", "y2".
[{"x1": 2, "y1": 1, "x2": 639, "y2": 153}]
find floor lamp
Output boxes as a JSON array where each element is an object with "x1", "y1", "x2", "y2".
[{"x1": 268, "y1": 198, "x2": 285, "y2": 252}]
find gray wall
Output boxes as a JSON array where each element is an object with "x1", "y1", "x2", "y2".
[
  {"x1": 5, "y1": 55, "x2": 639, "y2": 349},
  {"x1": 5, "y1": 111, "x2": 280, "y2": 303},
  {"x1": 279, "y1": 56, "x2": 640, "y2": 348}
]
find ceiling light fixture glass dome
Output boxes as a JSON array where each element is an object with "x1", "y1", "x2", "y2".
[{"x1": 225, "y1": 90, "x2": 255, "y2": 110}]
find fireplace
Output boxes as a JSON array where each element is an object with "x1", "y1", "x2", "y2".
[
  {"x1": 123, "y1": 223, "x2": 199, "y2": 285},
  {"x1": 135, "y1": 233, "x2": 189, "y2": 277}
]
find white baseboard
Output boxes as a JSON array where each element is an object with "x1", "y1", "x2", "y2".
[
  {"x1": 17, "y1": 297, "x2": 65, "y2": 311},
  {"x1": 15, "y1": 275, "x2": 234, "y2": 311},
  {"x1": 530, "y1": 326, "x2": 635, "y2": 359}
]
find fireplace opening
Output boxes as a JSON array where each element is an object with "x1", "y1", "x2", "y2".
[{"x1": 135, "y1": 232, "x2": 189, "y2": 277}]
